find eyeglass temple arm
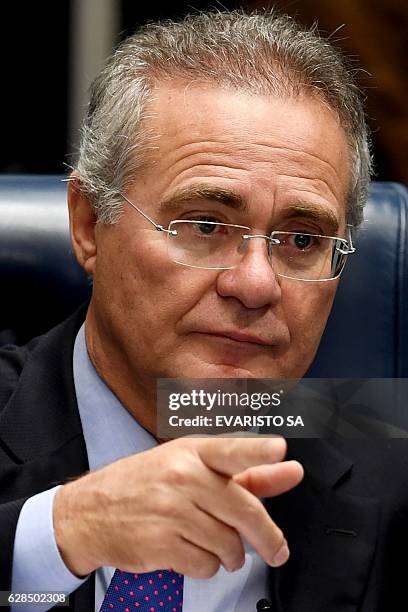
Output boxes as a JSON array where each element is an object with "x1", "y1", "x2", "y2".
[
  {"x1": 61, "y1": 181, "x2": 175, "y2": 235},
  {"x1": 119, "y1": 193, "x2": 176, "y2": 235},
  {"x1": 346, "y1": 224, "x2": 356, "y2": 253},
  {"x1": 337, "y1": 225, "x2": 356, "y2": 255}
]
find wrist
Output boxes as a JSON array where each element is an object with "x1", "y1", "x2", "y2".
[{"x1": 53, "y1": 479, "x2": 99, "y2": 577}]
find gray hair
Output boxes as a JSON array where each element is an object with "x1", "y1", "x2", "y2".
[{"x1": 75, "y1": 9, "x2": 372, "y2": 228}]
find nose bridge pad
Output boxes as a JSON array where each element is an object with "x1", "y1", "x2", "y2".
[
  {"x1": 267, "y1": 237, "x2": 274, "y2": 258},
  {"x1": 239, "y1": 234, "x2": 276, "y2": 267},
  {"x1": 238, "y1": 234, "x2": 248, "y2": 255}
]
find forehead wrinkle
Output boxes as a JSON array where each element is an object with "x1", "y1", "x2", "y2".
[
  {"x1": 250, "y1": 142, "x2": 345, "y2": 182},
  {"x1": 278, "y1": 177, "x2": 342, "y2": 207},
  {"x1": 158, "y1": 138, "x2": 249, "y2": 170},
  {"x1": 158, "y1": 136, "x2": 344, "y2": 182}
]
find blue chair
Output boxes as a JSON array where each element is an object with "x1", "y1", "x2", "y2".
[
  {"x1": 307, "y1": 182, "x2": 408, "y2": 377},
  {"x1": 0, "y1": 175, "x2": 90, "y2": 346},
  {"x1": 0, "y1": 175, "x2": 407, "y2": 376}
]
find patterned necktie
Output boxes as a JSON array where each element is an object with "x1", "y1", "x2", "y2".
[{"x1": 100, "y1": 568, "x2": 184, "y2": 611}]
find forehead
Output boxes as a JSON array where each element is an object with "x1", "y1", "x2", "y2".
[{"x1": 136, "y1": 82, "x2": 351, "y2": 225}]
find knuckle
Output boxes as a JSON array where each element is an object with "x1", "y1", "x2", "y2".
[
  {"x1": 216, "y1": 528, "x2": 244, "y2": 569},
  {"x1": 232, "y1": 553, "x2": 246, "y2": 571},
  {"x1": 225, "y1": 528, "x2": 243, "y2": 554},
  {"x1": 214, "y1": 440, "x2": 233, "y2": 464},
  {"x1": 164, "y1": 462, "x2": 190, "y2": 486},
  {"x1": 189, "y1": 555, "x2": 220, "y2": 579},
  {"x1": 226, "y1": 546, "x2": 245, "y2": 571},
  {"x1": 261, "y1": 437, "x2": 287, "y2": 462},
  {"x1": 240, "y1": 498, "x2": 263, "y2": 521},
  {"x1": 154, "y1": 492, "x2": 179, "y2": 518}
]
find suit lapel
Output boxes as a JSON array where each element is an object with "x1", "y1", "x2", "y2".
[
  {"x1": 0, "y1": 305, "x2": 95, "y2": 611},
  {"x1": 0, "y1": 305, "x2": 88, "y2": 463},
  {"x1": 266, "y1": 438, "x2": 379, "y2": 612},
  {"x1": 70, "y1": 572, "x2": 95, "y2": 612}
]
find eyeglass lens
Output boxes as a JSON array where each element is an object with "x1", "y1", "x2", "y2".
[{"x1": 167, "y1": 221, "x2": 347, "y2": 280}]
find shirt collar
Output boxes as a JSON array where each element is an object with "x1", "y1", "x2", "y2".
[{"x1": 73, "y1": 324, "x2": 157, "y2": 471}]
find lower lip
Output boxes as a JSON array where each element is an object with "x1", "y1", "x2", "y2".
[
  {"x1": 196, "y1": 332, "x2": 273, "y2": 352},
  {"x1": 190, "y1": 332, "x2": 280, "y2": 371}
]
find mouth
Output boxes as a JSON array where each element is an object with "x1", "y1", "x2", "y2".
[{"x1": 195, "y1": 330, "x2": 275, "y2": 347}]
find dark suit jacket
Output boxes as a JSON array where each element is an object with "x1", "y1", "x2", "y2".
[{"x1": 1, "y1": 306, "x2": 408, "y2": 611}]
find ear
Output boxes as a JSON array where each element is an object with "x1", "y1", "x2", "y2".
[{"x1": 68, "y1": 172, "x2": 98, "y2": 275}]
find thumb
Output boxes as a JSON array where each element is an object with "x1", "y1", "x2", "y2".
[{"x1": 233, "y1": 460, "x2": 304, "y2": 497}]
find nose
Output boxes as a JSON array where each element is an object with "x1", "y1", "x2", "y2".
[{"x1": 216, "y1": 237, "x2": 282, "y2": 309}]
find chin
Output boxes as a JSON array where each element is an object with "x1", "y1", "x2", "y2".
[
  {"x1": 206, "y1": 364, "x2": 257, "y2": 378},
  {"x1": 169, "y1": 359, "x2": 266, "y2": 380},
  {"x1": 194, "y1": 358, "x2": 314, "y2": 381}
]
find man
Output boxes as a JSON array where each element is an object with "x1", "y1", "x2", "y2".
[{"x1": 1, "y1": 9, "x2": 407, "y2": 612}]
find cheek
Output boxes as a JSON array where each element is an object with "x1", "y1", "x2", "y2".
[
  {"x1": 96, "y1": 231, "x2": 214, "y2": 339},
  {"x1": 282, "y1": 281, "x2": 337, "y2": 353},
  {"x1": 95, "y1": 230, "x2": 167, "y2": 307}
]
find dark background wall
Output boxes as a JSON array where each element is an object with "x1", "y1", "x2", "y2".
[
  {"x1": 1, "y1": 2, "x2": 71, "y2": 173},
  {"x1": 1, "y1": 0, "x2": 407, "y2": 185}
]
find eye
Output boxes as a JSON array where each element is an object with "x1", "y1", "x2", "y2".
[
  {"x1": 291, "y1": 233, "x2": 315, "y2": 249},
  {"x1": 191, "y1": 216, "x2": 227, "y2": 236},
  {"x1": 197, "y1": 220, "x2": 218, "y2": 235}
]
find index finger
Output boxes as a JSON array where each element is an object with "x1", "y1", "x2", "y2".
[{"x1": 195, "y1": 436, "x2": 287, "y2": 477}]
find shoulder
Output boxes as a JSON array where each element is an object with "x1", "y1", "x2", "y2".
[{"x1": 0, "y1": 303, "x2": 88, "y2": 416}]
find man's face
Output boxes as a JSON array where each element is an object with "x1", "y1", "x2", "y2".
[{"x1": 87, "y1": 84, "x2": 350, "y2": 385}]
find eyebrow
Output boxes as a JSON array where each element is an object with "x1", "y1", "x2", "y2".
[
  {"x1": 281, "y1": 203, "x2": 340, "y2": 235},
  {"x1": 158, "y1": 186, "x2": 339, "y2": 234},
  {"x1": 158, "y1": 184, "x2": 248, "y2": 213}
]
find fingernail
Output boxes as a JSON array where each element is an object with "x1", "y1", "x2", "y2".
[{"x1": 271, "y1": 544, "x2": 290, "y2": 566}]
